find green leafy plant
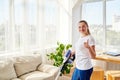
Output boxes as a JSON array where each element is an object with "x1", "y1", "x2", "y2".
[{"x1": 47, "y1": 42, "x2": 73, "y2": 74}]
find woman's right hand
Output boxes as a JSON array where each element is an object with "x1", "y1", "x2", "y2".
[{"x1": 70, "y1": 50, "x2": 75, "y2": 57}]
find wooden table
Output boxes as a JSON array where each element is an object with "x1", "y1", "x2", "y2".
[
  {"x1": 95, "y1": 52, "x2": 120, "y2": 64},
  {"x1": 95, "y1": 52, "x2": 120, "y2": 80}
]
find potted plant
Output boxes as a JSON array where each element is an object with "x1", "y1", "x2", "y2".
[{"x1": 47, "y1": 42, "x2": 73, "y2": 74}]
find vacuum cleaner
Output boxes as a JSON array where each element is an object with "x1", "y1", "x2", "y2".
[{"x1": 55, "y1": 50, "x2": 75, "y2": 80}]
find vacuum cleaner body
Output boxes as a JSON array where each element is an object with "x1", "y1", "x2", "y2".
[{"x1": 55, "y1": 50, "x2": 75, "y2": 80}]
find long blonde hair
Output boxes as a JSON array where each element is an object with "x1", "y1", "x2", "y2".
[{"x1": 79, "y1": 20, "x2": 90, "y2": 35}]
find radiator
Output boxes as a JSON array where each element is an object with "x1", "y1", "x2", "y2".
[
  {"x1": 92, "y1": 60, "x2": 120, "y2": 71},
  {"x1": 106, "y1": 62, "x2": 120, "y2": 70}
]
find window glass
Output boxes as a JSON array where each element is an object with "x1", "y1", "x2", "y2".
[
  {"x1": 0, "y1": 0, "x2": 9, "y2": 51},
  {"x1": 106, "y1": 0, "x2": 120, "y2": 50},
  {"x1": 27, "y1": 0, "x2": 37, "y2": 47},
  {"x1": 44, "y1": 0, "x2": 58, "y2": 47},
  {"x1": 82, "y1": 1, "x2": 103, "y2": 50},
  {"x1": 14, "y1": 0, "x2": 24, "y2": 49}
]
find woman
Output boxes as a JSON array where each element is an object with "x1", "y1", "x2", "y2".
[{"x1": 71, "y1": 20, "x2": 96, "y2": 80}]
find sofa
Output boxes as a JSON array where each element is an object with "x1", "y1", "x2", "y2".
[{"x1": 0, "y1": 54, "x2": 59, "y2": 80}]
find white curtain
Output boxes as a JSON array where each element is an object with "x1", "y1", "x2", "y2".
[{"x1": 0, "y1": 0, "x2": 72, "y2": 56}]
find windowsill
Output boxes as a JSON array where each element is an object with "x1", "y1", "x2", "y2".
[{"x1": 0, "y1": 46, "x2": 57, "y2": 57}]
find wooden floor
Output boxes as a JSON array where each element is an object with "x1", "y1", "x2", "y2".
[{"x1": 58, "y1": 75, "x2": 71, "y2": 80}]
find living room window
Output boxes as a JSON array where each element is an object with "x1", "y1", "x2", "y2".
[
  {"x1": 14, "y1": 0, "x2": 24, "y2": 50},
  {"x1": 26, "y1": 0, "x2": 37, "y2": 48},
  {"x1": 81, "y1": 0, "x2": 120, "y2": 51},
  {"x1": 0, "y1": 0, "x2": 9, "y2": 52},
  {"x1": 106, "y1": 0, "x2": 120, "y2": 50},
  {"x1": 82, "y1": 1, "x2": 104, "y2": 50},
  {"x1": 44, "y1": 0, "x2": 58, "y2": 48},
  {"x1": 59, "y1": 0, "x2": 71, "y2": 44}
]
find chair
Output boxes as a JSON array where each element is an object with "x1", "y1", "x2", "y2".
[
  {"x1": 106, "y1": 70, "x2": 120, "y2": 80},
  {"x1": 90, "y1": 66, "x2": 104, "y2": 80}
]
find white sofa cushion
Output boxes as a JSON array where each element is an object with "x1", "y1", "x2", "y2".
[
  {"x1": 19, "y1": 71, "x2": 54, "y2": 80},
  {"x1": 0, "y1": 59, "x2": 17, "y2": 80},
  {"x1": 38, "y1": 64, "x2": 59, "y2": 78},
  {"x1": 14, "y1": 55, "x2": 42, "y2": 77},
  {"x1": 11, "y1": 78, "x2": 22, "y2": 80}
]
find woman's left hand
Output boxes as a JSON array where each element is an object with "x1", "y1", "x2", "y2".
[
  {"x1": 84, "y1": 39, "x2": 90, "y2": 49},
  {"x1": 84, "y1": 39, "x2": 96, "y2": 59}
]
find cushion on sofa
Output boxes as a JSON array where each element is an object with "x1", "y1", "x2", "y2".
[
  {"x1": 38, "y1": 64, "x2": 59, "y2": 78},
  {"x1": 11, "y1": 78, "x2": 22, "y2": 80},
  {"x1": 0, "y1": 59, "x2": 17, "y2": 80},
  {"x1": 19, "y1": 71, "x2": 54, "y2": 80},
  {"x1": 14, "y1": 55, "x2": 42, "y2": 77}
]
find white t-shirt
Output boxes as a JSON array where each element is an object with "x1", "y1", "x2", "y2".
[{"x1": 75, "y1": 35, "x2": 95, "y2": 70}]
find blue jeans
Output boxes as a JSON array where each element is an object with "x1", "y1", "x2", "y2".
[{"x1": 71, "y1": 67, "x2": 93, "y2": 80}]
